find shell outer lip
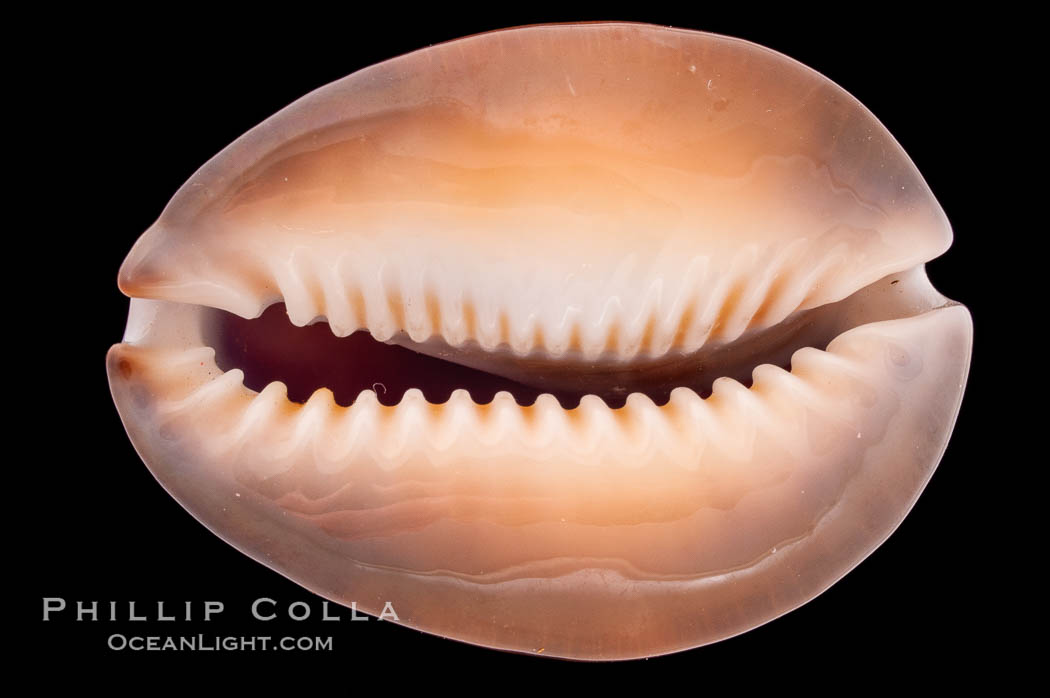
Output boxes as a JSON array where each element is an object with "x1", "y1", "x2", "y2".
[{"x1": 107, "y1": 300, "x2": 973, "y2": 660}]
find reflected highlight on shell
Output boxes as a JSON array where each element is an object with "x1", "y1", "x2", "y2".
[{"x1": 107, "y1": 23, "x2": 972, "y2": 660}]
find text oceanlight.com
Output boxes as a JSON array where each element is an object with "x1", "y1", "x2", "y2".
[{"x1": 107, "y1": 634, "x2": 334, "y2": 651}]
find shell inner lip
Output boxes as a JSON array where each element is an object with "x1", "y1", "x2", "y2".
[{"x1": 194, "y1": 264, "x2": 950, "y2": 409}]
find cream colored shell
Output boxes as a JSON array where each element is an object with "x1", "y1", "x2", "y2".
[{"x1": 108, "y1": 23, "x2": 972, "y2": 659}]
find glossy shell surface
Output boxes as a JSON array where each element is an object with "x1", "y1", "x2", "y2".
[{"x1": 108, "y1": 23, "x2": 972, "y2": 659}]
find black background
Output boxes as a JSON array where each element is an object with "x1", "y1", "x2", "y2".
[{"x1": 25, "y1": 6, "x2": 1005, "y2": 678}]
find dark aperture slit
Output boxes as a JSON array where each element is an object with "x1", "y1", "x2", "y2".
[
  {"x1": 201, "y1": 271, "x2": 919, "y2": 411},
  {"x1": 208, "y1": 303, "x2": 595, "y2": 408}
]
